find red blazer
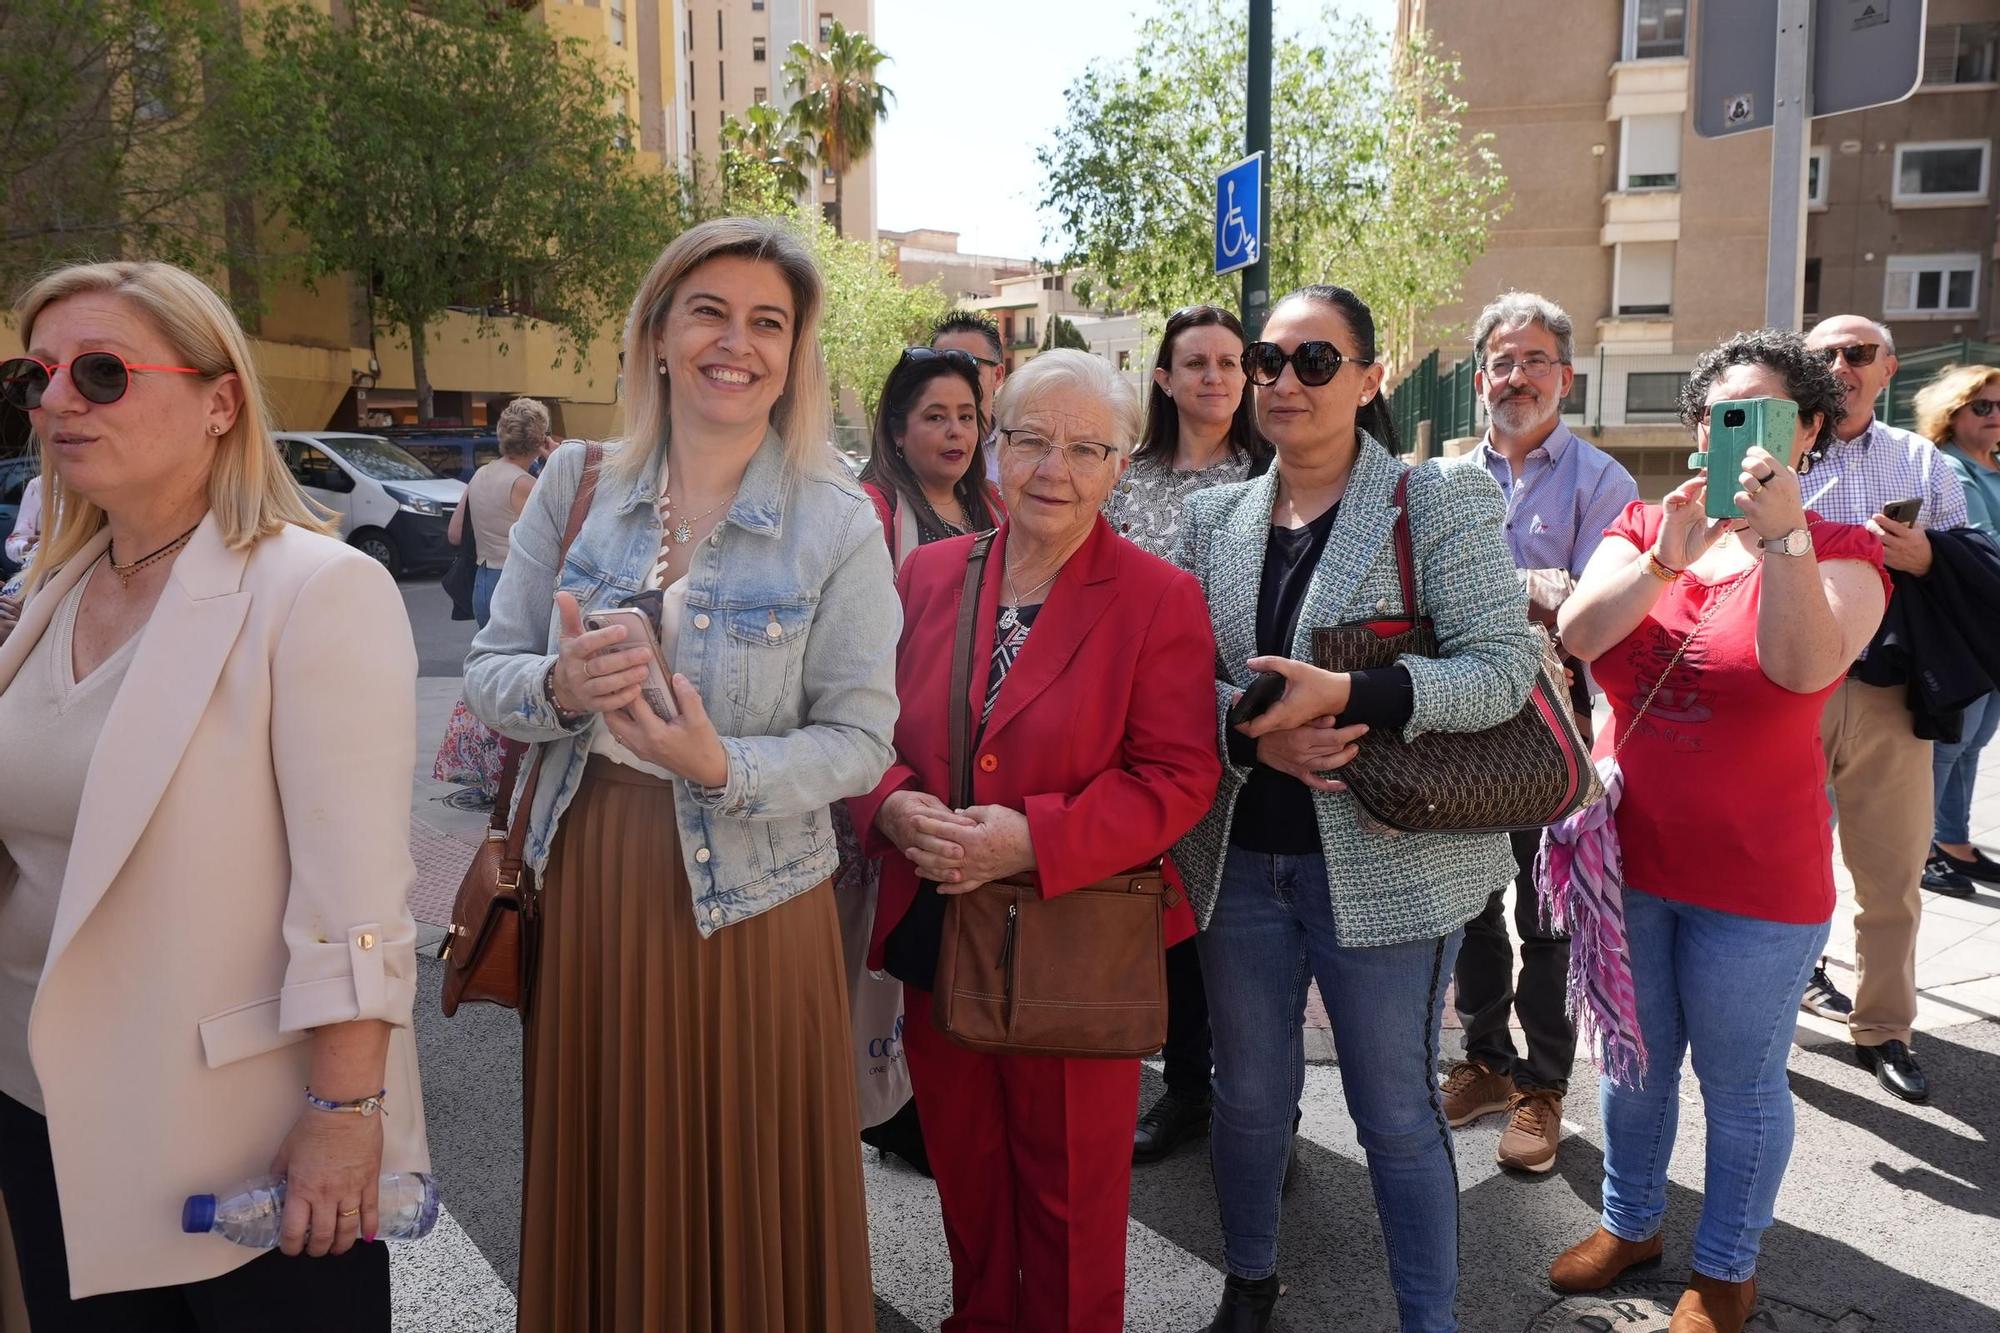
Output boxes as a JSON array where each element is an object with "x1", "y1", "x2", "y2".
[{"x1": 851, "y1": 516, "x2": 1220, "y2": 969}]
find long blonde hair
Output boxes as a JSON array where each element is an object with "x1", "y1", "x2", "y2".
[
  {"x1": 1913, "y1": 363, "x2": 2000, "y2": 448},
  {"x1": 15, "y1": 261, "x2": 331, "y2": 596},
  {"x1": 607, "y1": 217, "x2": 832, "y2": 494}
]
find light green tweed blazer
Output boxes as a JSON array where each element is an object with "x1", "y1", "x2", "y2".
[{"x1": 1169, "y1": 432, "x2": 1539, "y2": 947}]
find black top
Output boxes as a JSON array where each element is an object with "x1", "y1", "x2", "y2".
[{"x1": 1228, "y1": 504, "x2": 1415, "y2": 854}]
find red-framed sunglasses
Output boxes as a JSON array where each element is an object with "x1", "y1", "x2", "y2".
[{"x1": 0, "y1": 352, "x2": 205, "y2": 411}]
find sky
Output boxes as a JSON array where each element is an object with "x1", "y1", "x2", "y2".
[{"x1": 872, "y1": 0, "x2": 1399, "y2": 263}]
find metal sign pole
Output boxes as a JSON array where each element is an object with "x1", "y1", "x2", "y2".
[
  {"x1": 1243, "y1": 0, "x2": 1272, "y2": 339},
  {"x1": 1765, "y1": 0, "x2": 1813, "y2": 330}
]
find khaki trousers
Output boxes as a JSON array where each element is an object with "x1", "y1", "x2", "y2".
[{"x1": 1821, "y1": 678, "x2": 1931, "y2": 1046}]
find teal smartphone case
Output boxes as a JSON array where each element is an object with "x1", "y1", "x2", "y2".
[{"x1": 1687, "y1": 397, "x2": 1799, "y2": 519}]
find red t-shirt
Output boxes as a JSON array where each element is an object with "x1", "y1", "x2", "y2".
[{"x1": 1589, "y1": 503, "x2": 1890, "y2": 923}]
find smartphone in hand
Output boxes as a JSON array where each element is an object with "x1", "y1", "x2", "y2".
[
  {"x1": 1228, "y1": 671, "x2": 1287, "y2": 731},
  {"x1": 1880, "y1": 497, "x2": 1922, "y2": 526},
  {"x1": 1687, "y1": 397, "x2": 1800, "y2": 519},
  {"x1": 582, "y1": 606, "x2": 679, "y2": 722}
]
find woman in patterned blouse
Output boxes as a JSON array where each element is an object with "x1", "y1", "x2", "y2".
[
  {"x1": 1105, "y1": 305, "x2": 1272, "y2": 560},
  {"x1": 1113, "y1": 305, "x2": 1272, "y2": 1173}
]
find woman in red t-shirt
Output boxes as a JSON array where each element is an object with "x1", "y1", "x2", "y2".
[{"x1": 1546, "y1": 330, "x2": 1890, "y2": 1333}]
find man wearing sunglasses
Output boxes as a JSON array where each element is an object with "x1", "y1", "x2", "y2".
[
  {"x1": 1800, "y1": 315, "x2": 1972, "y2": 1104},
  {"x1": 1438, "y1": 293, "x2": 1637, "y2": 1176},
  {"x1": 929, "y1": 311, "x2": 1009, "y2": 486}
]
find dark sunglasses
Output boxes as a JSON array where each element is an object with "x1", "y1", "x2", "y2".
[
  {"x1": 1816, "y1": 343, "x2": 1881, "y2": 368},
  {"x1": 1967, "y1": 398, "x2": 2000, "y2": 419},
  {"x1": 1243, "y1": 340, "x2": 1374, "y2": 388},
  {"x1": 901, "y1": 346, "x2": 981, "y2": 375},
  {"x1": 0, "y1": 352, "x2": 204, "y2": 410}
]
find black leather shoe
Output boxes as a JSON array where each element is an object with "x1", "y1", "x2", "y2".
[
  {"x1": 1202, "y1": 1273, "x2": 1280, "y2": 1333},
  {"x1": 1936, "y1": 844, "x2": 2000, "y2": 885},
  {"x1": 859, "y1": 1097, "x2": 932, "y2": 1177},
  {"x1": 1134, "y1": 1088, "x2": 1211, "y2": 1164},
  {"x1": 1922, "y1": 851, "x2": 1976, "y2": 898},
  {"x1": 1855, "y1": 1040, "x2": 1930, "y2": 1103}
]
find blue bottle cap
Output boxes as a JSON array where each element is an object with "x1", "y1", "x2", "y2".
[{"x1": 181, "y1": 1194, "x2": 216, "y2": 1234}]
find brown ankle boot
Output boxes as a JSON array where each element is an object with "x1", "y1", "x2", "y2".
[
  {"x1": 1549, "y1": 1226, "x2": 1665, "y2": 1293},
  {"x1": 1669, "y1": 1272, "x2": 1758, "y2": 1332}
]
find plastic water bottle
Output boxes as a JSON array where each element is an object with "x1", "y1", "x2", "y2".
[{"x1": 181, "y1": 1173, "x2": 440, "y2": 1247}]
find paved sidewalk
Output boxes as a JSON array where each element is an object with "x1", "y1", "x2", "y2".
[{"x1": 390, "y1": 582, "x2": 2000, "y2": 1331}]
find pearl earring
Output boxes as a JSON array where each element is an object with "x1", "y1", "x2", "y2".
[
  {"x1": 657, "y1": 360, "x2": 668, "y2": 375},
  {"x1": 208, "y1": 424, "x2": 223, "y2": 436}
]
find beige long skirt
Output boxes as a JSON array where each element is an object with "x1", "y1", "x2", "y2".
[{"x1": 517, "y1": 756, "x2": 874, "y2": 1332}]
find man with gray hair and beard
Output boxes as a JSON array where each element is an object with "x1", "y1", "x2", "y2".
[{"x1": 1440, "y1": 292, "x2": 1638, "y2": 1173}]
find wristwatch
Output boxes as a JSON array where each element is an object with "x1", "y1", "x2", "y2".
[{"x1": 1759, "y1": 527, "x2": 1813, "y2": 557}]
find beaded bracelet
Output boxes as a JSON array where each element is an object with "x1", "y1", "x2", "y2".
[
  {"x1": 305, "y1": 1086, "x2": 387, "y2": 1117},
  {"x1": 1642, "y1": 551, "x2": 1684, "y2": 583}
]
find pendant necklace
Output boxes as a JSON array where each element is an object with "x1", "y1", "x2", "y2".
[
  {"x1": 998, "y1": 566, "x2": 1059, "y2": 633},
  {"x1": 108, "y1": 520, "x2": 203, "y2": 589},
  {"x1": 659, "y1": 489, "x2": 732, "y2": 545}
]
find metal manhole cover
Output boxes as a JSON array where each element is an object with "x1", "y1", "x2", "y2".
[{"x1": 1526, "y1": 1280, "x2": 1873, "y2": 1331}]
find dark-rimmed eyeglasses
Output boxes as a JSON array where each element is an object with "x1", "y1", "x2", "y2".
[
  {"x1": 997, "y1": 428, "x2": 1119, "y2": 475},
  {"x1": 0, "y1": 353, "x2": 204, "y2": 411},
  {"x1": 1816, "y1": 343, "x2": 1881, "y2": 368},
  {"x1": 1967, "y1": 397, "x2": 2000, "y2": 419},
  {"x1": 1485, "y1": 355, "x2": 1567, "y2": 380},
  {"x1": 902, "y1": 346, "x2": 982, "y2": 375},
  {"x1": 1243, "y1": 340, "x2": 1374, "y2": 388}
]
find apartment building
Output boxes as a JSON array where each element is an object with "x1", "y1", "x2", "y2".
[
  {"x1": 679, "y1": 0, "x2": 879, "y2": 240},
  {"x1": 1396, "y1": 0, "x2": 2000, "y2": 486},
  {"x1": 881, "y1": 228, "x2": 1037, "y2": 303}
]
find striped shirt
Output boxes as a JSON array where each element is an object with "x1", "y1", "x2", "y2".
[
  {"x1": 1466, "y1": 423, "x2": 1641, "y2": 575},
  {"x1": 1799, "y1": 416, "x2": 1969, "y2": 530}
]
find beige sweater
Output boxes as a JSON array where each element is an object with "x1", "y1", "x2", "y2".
[{"x1": 0, "y1": 568, "x2": 140, "y2": 1112}]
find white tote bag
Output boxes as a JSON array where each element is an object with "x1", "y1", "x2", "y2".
[{"x1": 831, "y1": 803, "x2": 911, "y2": 1128}]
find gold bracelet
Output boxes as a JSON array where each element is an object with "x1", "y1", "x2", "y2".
[{"x1": 1643, "y1": 551, "x2": 1683, "y2": 583}]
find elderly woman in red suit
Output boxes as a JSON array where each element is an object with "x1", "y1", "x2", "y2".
[{"x1": 851, "y1": 349, "x2": 1221, "y2": 1332}]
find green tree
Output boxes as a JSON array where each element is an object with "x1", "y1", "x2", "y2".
[
  {"x1": 1037, "y1": 0, "x2": 1506, "y2": 356},
  {"x1": 782, "y1": 21, "x2": 893, "y2": 236},
  {"x1": 0, "y1": 0, "x2": 243, "y2": 292},
  {"x1": 240, "y1": 0, "x2": 678, "y2": 420},
  {"x1": 806, "y1": 220, "x2": 947, "y2": 420},
  {"x1": 719, "y1": 103, "x2": 812, "y2": 200},
  {"x1": 1040, "y1": 314, "x2": 1091, "y2": 352}
]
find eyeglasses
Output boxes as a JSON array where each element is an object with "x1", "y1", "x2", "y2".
[
  {"x1": 1485, "y1": 356, "x2": 1566, "y2": 380},
  {"x1": 997, "y1": 429, "x2": 1119, "y2": 474},
  {"x1": 1243, "y1": 340, "x2": 1374, "y2": 388},
  {"x1": 1967, "y1": 398, "x2": 2000, "y2": 419},
  {"x1": 1816, "y1": 343, "x2": 1881, "y2": 368},
  {"x1": 904, "y1": 346, "x2": 986, "y2": 374},
  {"x1": 0, "y1": 353, "x2": 204, "y2": 410}
]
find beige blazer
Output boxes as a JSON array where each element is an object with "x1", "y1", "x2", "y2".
[{"x1": 0, "y1": 519, "x2": 428, "y2": 1297}]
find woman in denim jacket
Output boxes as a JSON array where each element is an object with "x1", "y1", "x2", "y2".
[{"x1": 464, "y1": 218, "x2": 898, "y2": 1332}]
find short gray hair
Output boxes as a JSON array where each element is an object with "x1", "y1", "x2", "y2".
[
  {"x1": 994, "y1": 349, "x2": 1142, "y2": 452},
  {"x1": 1472, "y1": 291, "x2": 1575, "y2": 367},
  {"x1": 495, "y1": 397, "x2": 550, "y2": 459}
]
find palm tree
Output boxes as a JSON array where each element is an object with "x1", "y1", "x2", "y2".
[
  {"x1": 782, "y1": 20, "x2": 892, "y2": 235},
  {"x1": 719, "y1": 102, "x2": 812, "y2": 199}
]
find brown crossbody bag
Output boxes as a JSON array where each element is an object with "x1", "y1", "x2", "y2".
[
  {"x1": 930, "y1": 532, "x2": 1176, "y2": 1059},
  {"x1": 439, "y1": 441, "x2": 603, "y2": 1018}
]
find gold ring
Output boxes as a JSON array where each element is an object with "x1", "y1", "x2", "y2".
[{"x1": 338, "y1": 1207, "x2": 360, "y2": 1217}]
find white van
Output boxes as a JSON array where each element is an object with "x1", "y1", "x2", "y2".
[{"x1": 273, "y1": 431, "x2": 466, "y2": 577}]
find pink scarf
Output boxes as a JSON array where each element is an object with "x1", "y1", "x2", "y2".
[{"x1": 1536, "y1": 755, "x2": 1647, "y2": 1089}]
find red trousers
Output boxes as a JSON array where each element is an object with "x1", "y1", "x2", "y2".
[{"x1": 903, "y1": 986, "x2": 1142, "y2": 1333}]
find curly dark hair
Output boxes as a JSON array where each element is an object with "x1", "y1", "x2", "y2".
[{"x1": 1679, "y1": 328, "x2": 1847, "y2": 473}]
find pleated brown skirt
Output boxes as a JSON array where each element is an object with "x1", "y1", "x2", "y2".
[{"x1": 516, "y1": 756, "x2": 874, "y2": 1332}]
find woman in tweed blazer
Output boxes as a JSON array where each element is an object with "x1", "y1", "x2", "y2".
[{"x1": 1170, "y1": 285, "x2": 1538, "y2": 1333}]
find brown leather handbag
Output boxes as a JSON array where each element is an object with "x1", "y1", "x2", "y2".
[
  {"x1": 1308, "y1": 470, "x2": 1602, "y2": 835},
  {"x1": 931, "y1": 533, "x2": 1175, "y2": 1059},
  {"x1": 439, "y1": 442, "x2": 602, "y2": 1018}
]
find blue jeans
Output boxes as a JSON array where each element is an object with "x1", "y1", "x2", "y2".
[
  {"x1": 1932, "y1": 691, "x2": 2000, "y2": 845},
  {"x1": 471, "y1": 564, "x2": 502, "y2": 629},
  {"x1": 1600, "y1": 888, "x2": 1830, "y2": 1283},
  {"x1": 1198, "y1": 847, "x2": 1463, "y2": 1333}
]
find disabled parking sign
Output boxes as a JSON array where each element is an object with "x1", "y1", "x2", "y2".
[{"x1": 1214, "y1": 152, "x2": 1263, "y2": 276}]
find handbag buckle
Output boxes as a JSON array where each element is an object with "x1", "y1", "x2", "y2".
[{"x1": 498, "y1": 867, "x2": 521, "y2": 893}]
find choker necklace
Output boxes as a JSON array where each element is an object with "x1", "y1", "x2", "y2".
[{"x1": 108, "y1": 520, "x2": 203, "y2": 588}]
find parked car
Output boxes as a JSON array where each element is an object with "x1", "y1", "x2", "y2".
[
  {"x1": 273, "y1": 431, "x2": 464, "y2": 578},
  {"x1": 377, "y1": 428, "x2": 503, "y2": 484},
  {"x1": 0, "y1": 455, "x2": 39, "y2": 582}
]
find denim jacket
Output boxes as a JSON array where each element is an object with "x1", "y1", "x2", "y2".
[{"x1": 464, "y1": 434, "x2": 900, "y2": 936}]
